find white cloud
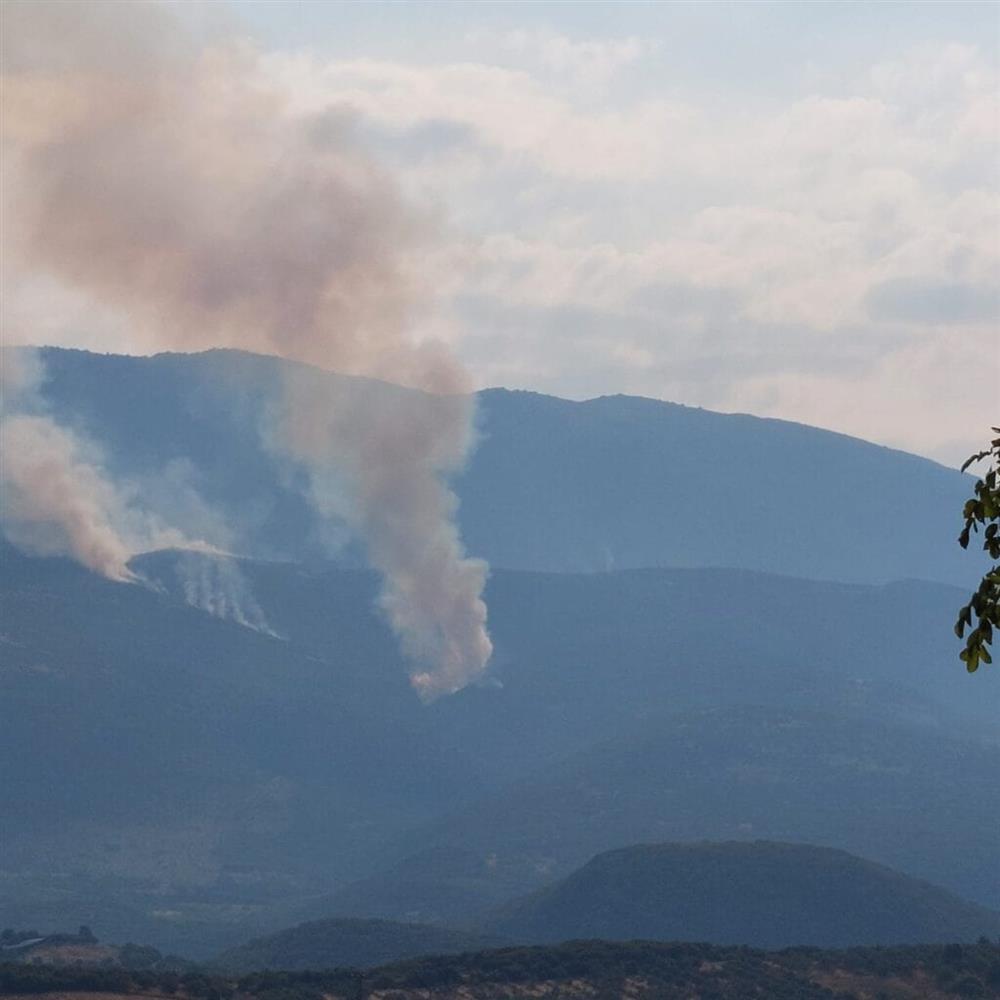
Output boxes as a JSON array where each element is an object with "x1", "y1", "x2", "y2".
[
  {"x1": 266, "y1": 51, "x2": 689, "y2": 182},
  {"x1": 18, "y1": 19, "x2": 1000, "y2": 466},
  {"x1": 495, "y1": 29, "x2": 649, "y2": 90}
]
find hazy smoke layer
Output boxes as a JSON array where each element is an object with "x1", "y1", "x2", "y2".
[{"x1": 2, "y1": 2, "x2": 491, "y2": 696}]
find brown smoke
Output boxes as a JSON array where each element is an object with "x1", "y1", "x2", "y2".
[{"x1": 1, "y1": 1, "x2": 492, "y2": 697}]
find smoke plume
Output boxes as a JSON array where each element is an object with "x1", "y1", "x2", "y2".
[
  {"x1": 1, "y1": 2, "x2": 492, "y2": 696},
  {"x1": 1, "y1": 349, "x2": 272, "y2": 630},
  {"x1": 1, "y1": 347, "x2": 135, "y2": 580},
  {"x1": 1, "y1": 412, "x2": 139, "y2": 582}
]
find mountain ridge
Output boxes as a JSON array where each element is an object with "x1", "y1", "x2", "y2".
[
  {"x1": 480, "y1": 382, "x2": 959, "y2": 474},
  {"x1": 9, "y1": 345, "x2": 979, "y2": 585},
  {"x1": 18, "y1": 344, "x2": 962, "y2": 468}
]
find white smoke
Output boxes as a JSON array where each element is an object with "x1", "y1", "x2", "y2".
[{"x1": 173, "y1": 549, "x2": 276, "y2": 636}]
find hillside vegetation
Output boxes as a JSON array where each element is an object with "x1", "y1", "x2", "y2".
[{"x1": 4, "y1": 940, "x2": 1000, "y2": 999}]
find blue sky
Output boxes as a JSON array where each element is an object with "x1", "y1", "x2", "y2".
[{"x1": 8, "y1": 1, "x2": 999, "y2": 465}]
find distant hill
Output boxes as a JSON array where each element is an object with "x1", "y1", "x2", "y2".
[
  {"x1": 483, "y1": 841, "x2": 1000, "y2": 948},
  {"x1": 403, "y1": 706, "x2": 1000, "y2": 916},
  {"x1": 212, "y1": 918, "x2": 501, "y2": 973},
  {"x1": 24, "y1": 345, "x2": 979, "y2": 585}
]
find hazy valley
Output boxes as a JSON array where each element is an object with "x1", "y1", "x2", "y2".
[{"x1": 2, "y1": 348, "x2": 997, "y2": 966}]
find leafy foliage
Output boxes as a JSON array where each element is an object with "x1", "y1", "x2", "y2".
[{"x1": 956, "y1": 429, "x2": 1000, "y2": 672}]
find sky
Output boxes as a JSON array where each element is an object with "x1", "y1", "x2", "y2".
[{"x1": 6, "y1": 0, "x2": 999, "y2": 466}]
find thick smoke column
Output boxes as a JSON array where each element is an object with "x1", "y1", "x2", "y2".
[{"x1": 1, "y1": 2, "x2": 492, "y2": 697}]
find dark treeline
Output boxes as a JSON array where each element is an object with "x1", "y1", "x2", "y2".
[{"x1": 3, "y1": 939, "x2": 1000, "y2": 1000}]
